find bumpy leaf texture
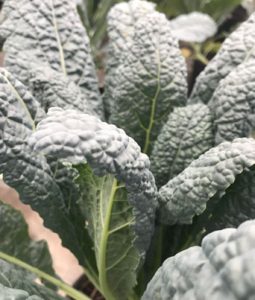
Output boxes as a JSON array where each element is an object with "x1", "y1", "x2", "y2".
[
  {"x1": 29, "y1": 107, "x2": 158, "y2": 299},
  {"x1": 29, "y1": 107, "x2": 157, "y2": 254},
  {"x1": 104, "y1": 0, "x2": 156, "y2": 117},
  {"x1": 0, "y1": 68, "x2": 90, "y2": 266},
  {"x1": 0, "y1": 260, "x2": 63, "y2": 300},
  {"x1": 209, "y1": 59, "x2": 255, "y2": 144},
  {"x1": 106, "y1": 0, "x2": 156, "y2": 68},
  {"x1": 142, "y1": 220, "x2": 255, "y2": 300},
  {"x1": 159, "y1": 138, "x2": 255, "y2": 224},
  {"x1": 189, "y1": 12, "x2": 255, "y2": 104},
  {"x1": 0, "y1": 201, "x2": 55, "y2": 276},
  {"x1": 205, "y1": 168, "x2": 255, "y2": 233},
  {"x1": 151, "y1": 104, "x2": 214, "y2": 187},
  {"x1": 0, "y1": 0, "x2": 103, "y2": 117},
  {"x1": 3, "y1": 52, "x2": 94, "y2": 114},
  {"x1": 105, "y1": 2, "x2": 187, "y2": 152}
]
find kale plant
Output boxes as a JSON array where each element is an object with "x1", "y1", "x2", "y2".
[{"x1": 1, "y1": 0, "x2": 255, "y2": 299}]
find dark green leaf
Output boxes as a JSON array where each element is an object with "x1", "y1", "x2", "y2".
[
  {"x1": 205, "y1": 167, "x2": 255, "y2": 233},
  {"x1": 0, "y1": 284, "x2": 42, "y2": 300},
  {"x1": 0, "y1": 0, "x2": 103, "y2": 117},
  {"x1": 105, "y1": 8, "x2": 187, "y2": 152},
  {"x1": 29, "y1": 107, "x2": 158, "y2": 300},
  {"x1": 158, "y1": 138, "x2": 255, "y2": 224},
  {"x1": 208, "y1": 59, "x2": 255, "y2": 144},
  {"x1": 0, "y1": 260, "x2": 63, "y2": 300},
  {"x1": 0, "y1": 201, "x2": 55, "y2": 277},
  {"x1": 189, "y1": 12, "x2": 255, "y2": 104},
  {"x1": 151, "y1": 104, "x2": 214, "y2": 187},
  {"x1": 0, "y1": 69, "x2": 92, "y2": 269},
  {"x1": 4, "y1": 53, "x2": 94, "y2": 114},
  {"x1": 142, "y1": 220, "x2": 255, "y2": 300}
]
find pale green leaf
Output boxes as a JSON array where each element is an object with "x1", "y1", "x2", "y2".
[{"x1": 75, "y1": 166, "x2": 139, "y2": 300}]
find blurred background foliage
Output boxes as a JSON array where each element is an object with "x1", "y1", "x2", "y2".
[
  {"x1": 154, "y1": 0, "x2": 241, "y2": 22},
  {"x1": 78, "y1": 0, "x2": 242, "y2": 55}
]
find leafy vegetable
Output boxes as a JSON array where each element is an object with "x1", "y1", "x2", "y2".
[
  {"x1": 2, "y1": 0, "x2": 255, "y2": 299},
  {"x1": 103, "y1": 0, "x2": 155, "y2": 117},
  {"x1": 4, "y1": 53, "x2": 94, "y2": 114},
  {"x1": 189, "y1": 12, "x2": 255, "y2": 104},
  {"x1": 205, "y1": 167, "x2": 255, "y2": 233},
  {"x1": 0, "y1": 68, "x2": 90, "y2": 267},
  {"x1": 151, "y1": 104, "x2": 214, "y2": 187},
  {"x1": 0, "y1": 0, "x2": 103, "y2": 117},
  {"x1": 106, "y1": 0, "x2": 155, "y2": 67},
  {"x1": 169, "y1": 12, "x2": 217, "y2": 42},
  {"x1": 155, "y1": 0, "x2": 241, "y2": 22},
  {"x1": 105, "y1": 1, "x2": 187, "y2": 152},
  {"x1": 76, "y1": 166, "x2": 139, "y2": 299},
  {"x1": 0, "y1": 284, "x2": 43, "y2": 300},
  {"x1": 0, "y1": 201, "x2": 55, "y2": 276},
  {"x1": 0, "y1": 259, "x2": 64, "y2": 300},
  {"x1": 208, "y1": 59, "x2": 255, "y2": 144},
  {"x1": 159, "y1": 138, "x2": 255, "y2": 224},
  {"x1": 142, "y1": 219, "x2": 255, "y2": 299},
  {"x1": 29, "y1": 107, "x2": 157, "y2": 299}
]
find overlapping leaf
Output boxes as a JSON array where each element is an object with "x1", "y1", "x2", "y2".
[
  {"x1": 151, "y1": 104, "x2": 214, "y2": 187},
  {"x1": 159, "y1": 138, "x2": 255, "y2": 224},
  {"x1": 0, "y1": 201, "x2": 55, "y2": 276},
  {"x1": 0, "y1": 284, "x2": 42, "y2": 300},
  {"x1": 106, "y1": 10, "x2": 187, "y2": 152},
  {"x1": 205, "y1": 167, "x2": 255, "y2": 233},
  {"x1": 106, "y1": 0, "x2": 156, "y2": 67},
  {"x1": 189, "y1": 12, "x2": 255, "y2": 104},
  {"x1": 142, "y1": 220, "x2": 255, "y2": 300},
  {"x1": 0, "y1": 0, "x2": 102, "y2": 117},
  {"x1": 3, "y1": 52, "x2": 94, "y2": 114},
  {"x1": 29, "y1": 107, "x2": 157, "y2": 299},
  {"x1": 208, "y1": 59, "x2": 255, "y2": 144},
  {"x1": 76, "y1": 166, "x2": 139, "y2": 299},
  {"x1": 0, "y1": 68, "x2": 90, "y2": 267},
  {"x1": 104, "y1": 0, "x2": 156, "y2": 117},
  {"x1": 0, "y1": 260, "x2": 63, "y2": 300}
]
